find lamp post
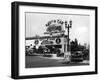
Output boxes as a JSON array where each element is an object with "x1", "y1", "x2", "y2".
[{"x1": 64, "y1": 20, "x2": 72, "y2": 62}]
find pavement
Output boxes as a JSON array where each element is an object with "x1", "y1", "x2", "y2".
[{"x1": 25, "y1": 55, "x2": 89, "y2": 68}]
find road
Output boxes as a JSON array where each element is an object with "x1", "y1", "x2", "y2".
[{"x1": 25, "y1": 55, "x2": 89, "y2": 68}]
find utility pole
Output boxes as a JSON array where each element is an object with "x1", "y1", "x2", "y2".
[{"x1": 64, "y1": 20, "x2": 72, "y2": 62}]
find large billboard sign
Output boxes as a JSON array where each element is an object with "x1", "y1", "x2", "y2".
[{"x1": 45, "y1": 19, "x2": 64, "y2": 34}]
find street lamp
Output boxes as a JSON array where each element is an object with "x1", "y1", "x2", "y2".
[
  {"x1": 65, "y1": 20, "x2": 72, "y2": 51},
  {"x1": 64, "y1": 20, "x2": 72, "y2": 62}
]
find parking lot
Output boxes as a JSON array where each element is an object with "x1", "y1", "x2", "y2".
[{"x1": 25, "y1": 55, "x2": 89, "y2": 68}]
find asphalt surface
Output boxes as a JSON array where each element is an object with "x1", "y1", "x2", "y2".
[{"x1": 25, "y1": 55, "x2": 89, "y2": 68}]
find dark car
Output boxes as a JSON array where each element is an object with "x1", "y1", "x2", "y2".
[
  {"x1": 37, "y1": 46, "x2": 50, "y2": 54},
  {"x1": 46, "y1": 46, "x2": 61, "y2": 54},
  {"x1": 71, "y1": 51, "x2": 83, "y2": 62},
  {"x1": 25, "y1": 46, "x2": 33, "y2": 56},
  {"x1": 25, "y1": 46, "x2": 37, "y2": 56}
]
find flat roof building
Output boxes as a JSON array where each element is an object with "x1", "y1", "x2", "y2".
[{"x1": 25, "y1": 35, "x2": 68, "y2": 53}]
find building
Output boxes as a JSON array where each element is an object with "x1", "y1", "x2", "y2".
[
  {"x1": 25, "y1": 19, "x2": 72, "y2": 56},
  {"x1": 25, "y1": 34, "x2": 68, "y2": 54}
]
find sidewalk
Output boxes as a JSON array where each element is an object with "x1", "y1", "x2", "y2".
[{"x1": 40, "y1": 54, "x2": 64, "y2": 60}]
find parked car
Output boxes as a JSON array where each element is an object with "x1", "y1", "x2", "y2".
[
  {"x1": 25, "y1": 46, "x2": 37, "y2": 56},
  {"x1": 25, "y1": 46, "x2": 33, "y2": 55},
  {"x1": 46, "y1": 46, "x2": 61, "y2": 54},
  {"x1": 57, "y1": 53, "x2": 64, "y2": 57},
  {"x1": 71, "y1": 51, "x2": 83, "y2": 62},
  {"x1": 37, "y1": 46, "x2": 50, "y2": 54}
]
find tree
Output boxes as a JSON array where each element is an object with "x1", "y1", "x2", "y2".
[
  {"x1": 70, "y1": 38, "x2": 78, "y2": 53},
  {"x1": 70, "y1": 38, "x2": 90, "y2": 60}
]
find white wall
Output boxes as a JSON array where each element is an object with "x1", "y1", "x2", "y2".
[{"x1": 0, "y1": 0, "x2": 99, "y2": 81}]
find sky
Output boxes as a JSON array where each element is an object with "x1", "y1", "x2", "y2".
[{"x1": 25, "y1": 12, "x2": 90, "y2": 45}]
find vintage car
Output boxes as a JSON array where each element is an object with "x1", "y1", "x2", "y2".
[
  {"x1": 37, "y1": 46, "x2": 50, "y2": 54},
  {"x1": 25, "y1": 46, "x2": 37, "y2": 56},
  {"x1": 25, "y1": 46, "x2": 32, "y2": 55},
  {"x1": 71, "y1": 51, "x2": 83, "y2": 62},
  {"x1": 46, "y1": 46, "x2": 61, "y2": 54}
]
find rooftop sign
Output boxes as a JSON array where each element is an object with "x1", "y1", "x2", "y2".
[{"x1": 45, "y1": 19, "x2": 64, "y2": 34}]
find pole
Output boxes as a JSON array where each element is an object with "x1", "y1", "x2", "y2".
[
  {"x1": 64, "y1": 20, "x2": 72, "y2": 63},
  {"x1": 67, "y1": 24, "x2": 69, "y2": 52}
]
